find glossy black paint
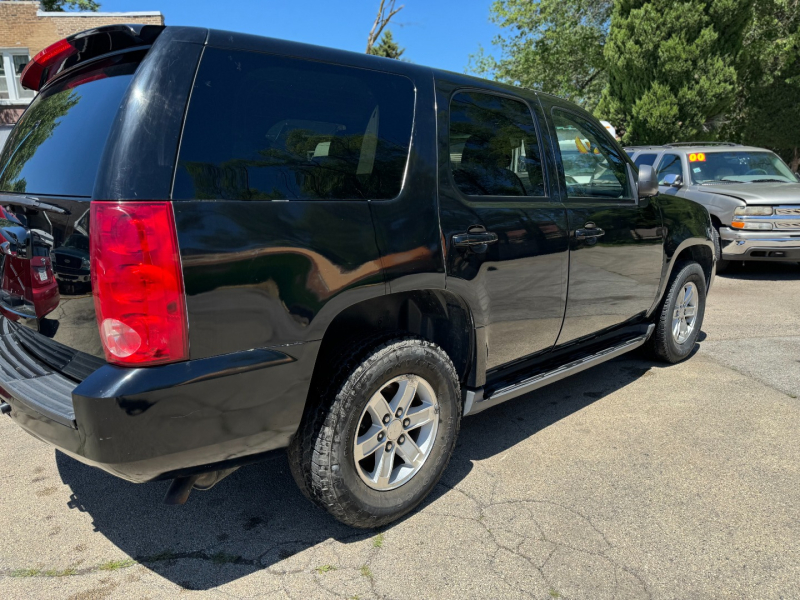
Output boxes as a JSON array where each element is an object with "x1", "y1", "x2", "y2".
[
  {"x1": 435, "y1": 75, "x2": 570, "y2": 371},
  {"x1": 5, "y1": 342, "x2": 317, "y2": 483},
  {"x1": 0, "y1": 26, "x2": 714, "y2": 485}
]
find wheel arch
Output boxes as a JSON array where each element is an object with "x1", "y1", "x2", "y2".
[{"x1": 300, "y1": 288, "x2": 481, "y2": 420}]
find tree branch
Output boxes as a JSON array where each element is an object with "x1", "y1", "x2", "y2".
[{"x1": 366, "y1": 0, "x2": 404, "y2": 54}]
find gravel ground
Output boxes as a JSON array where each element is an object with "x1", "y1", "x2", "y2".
[{"x1": 0, "y1": 261, "x2": 798, "y2": 600}]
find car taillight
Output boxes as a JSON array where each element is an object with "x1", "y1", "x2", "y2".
[
  {"x1": 20, "y1": 39, "x2": 78, "y2": 91},
  {"x1": 90, "y1": 201, "x2": 189, "y2": 366}
]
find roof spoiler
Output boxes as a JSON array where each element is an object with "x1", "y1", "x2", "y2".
[{"x1": 21, "y1": 24, "x2": 165, "y2": 92}]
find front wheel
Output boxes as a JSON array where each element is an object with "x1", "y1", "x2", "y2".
[
  {"x1": 288, "y1": 337, "x2": 461, "y2": 528},
  {"x1": 646, "y1": 262, "x2": 707, "y2": 364}
]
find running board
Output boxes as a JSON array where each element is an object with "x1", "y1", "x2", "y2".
[{"x1": 464, "y1": 324, "x2": 654, "y2": 417}]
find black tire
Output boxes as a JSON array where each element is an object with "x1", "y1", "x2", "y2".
[
  {"x1": 712, "y1": 226, "x2": 730, "y2": 274},
  {"x1": 646, "y1": 262, "x2": 707, "y2": 364},
  {"x1": 288, "y1": 337, "x2": 461, "y2": 528}
]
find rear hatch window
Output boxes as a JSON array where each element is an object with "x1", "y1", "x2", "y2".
[{"x1": 0, "y1": 52, "x2": 142, "y2": 197}]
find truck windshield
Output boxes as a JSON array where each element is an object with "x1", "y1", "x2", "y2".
[
  {"x1": 690, "y1": 151, "x2": 796, "y2": 185},
  {"x1": 0, "y1": 52, "x2": 141, "y2": 197}
]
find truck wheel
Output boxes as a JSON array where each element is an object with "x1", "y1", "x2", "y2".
[
  {"x1": 288, "y1": 337, "x2": 461, "y2": 528},
  {"x1": 647, "y1": 262, "x2": 707, "y2": 364},
  {"x1": 713, "y1": 227, "x2": 730, "y2": 274}
]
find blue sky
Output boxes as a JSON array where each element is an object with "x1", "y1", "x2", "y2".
[{"x1": 97, "y1": 0, "x2": 502, "y2": 74}]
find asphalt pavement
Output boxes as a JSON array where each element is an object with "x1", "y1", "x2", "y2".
[{"x1": 0, "y1": 261, "x2": 798, "y2": 599}]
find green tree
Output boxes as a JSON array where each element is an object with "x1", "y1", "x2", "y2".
[
  {"x1": 468, "y1": 0, "x2": 612, "y2": 110},
  {"x1": 368, "y1": 30, "x2": 405, "y2": 59},
  {"x1": 599, "y1": 0, "x2": 754, "y2": 145},
  {"x1": 730, "y1": 0, "x2": 800, "y2": 170},
  {"x1": 40, "y1": 0, "x2": 100, "y2": 11}
]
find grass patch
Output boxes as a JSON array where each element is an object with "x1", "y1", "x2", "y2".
[
  {"x1": 315, "y1": 564, "x2": 336, "y2": 574},
  {"x1": 372, "y1": 533, "x2": 385, "y2": 548},
  {"x1": 41, "y1": 568, "x2": 77, "y2": 577},
  {"x1": 360, "y1": 565, "x2": 373, "y2": 580},
  {"x1": 98, "y1": 559, "x2": 136, "y2": 571},
  {"x1": 10, "y1": 568, "x2": 41, "y2": 578},
  {"x1": 142, "y1": 550, "x2": 177, "y2": 563},
  {"x1": 549, "y1": 589, "x2": 561, "y2": 598}
]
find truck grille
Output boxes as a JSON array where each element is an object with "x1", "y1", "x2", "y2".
[{"x1": 775, "y1": 207, "x2": 800, "y2": 216}]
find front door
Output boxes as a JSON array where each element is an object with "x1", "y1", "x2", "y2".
[
  {"x1": 545, "y1": 106, "x2": 664, "y2": 345},
  {"x1": 436, "y1": 81, "x2": 570, "y2": 371}
]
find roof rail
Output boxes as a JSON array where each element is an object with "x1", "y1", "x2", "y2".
[{"x1": 663, "y1": 142, "x2": 740, "y2": 147}]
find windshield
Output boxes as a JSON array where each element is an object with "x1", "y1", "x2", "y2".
[{"x1": 690, "y1": 151, "x2": 796, "y2": 184}]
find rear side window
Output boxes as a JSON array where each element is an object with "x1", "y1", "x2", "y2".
[
  {"x1": 0, "y1": 54, "x2": 140, "y2": 197},
  {"x1": 173, "y1": 49, "x2": 415, "y2": 201},
  {"x1": 634, "y1": 153, "x2": 658, "y2": 168},
  {"x1": 449, "y1": 91, "x2": 545, "y2": 197}
]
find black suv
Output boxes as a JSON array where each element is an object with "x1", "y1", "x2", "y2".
[{"x1": 0, "y1": 25, "x2": 715, "y2": 527}]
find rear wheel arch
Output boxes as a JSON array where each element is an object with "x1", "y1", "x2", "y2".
[{"x1": 301, "y1": 289, "x2": 478, "y2": 416}]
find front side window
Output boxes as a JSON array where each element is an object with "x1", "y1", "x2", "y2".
[
  {"x1": 0, "y1": 50, "x2": 34, "y2": 101},
  {"x1": 174, "y1": 49, "x2": 415, "y2": 201},
  {"x1": 634, "y1": 153, "x2": 658, "y2": 168},
  {"x1": 656, "y1": 154, "x2": 683, "y2": 185},
  {"x1": 689, "y1": 151, "x2": 796, "y2": 184},
  {"x1": 552, "y1": 110, "x2": 631, "y2": 200},
  {"x1": 448, "y1": 91, "x2": 545, "y2": 197}
]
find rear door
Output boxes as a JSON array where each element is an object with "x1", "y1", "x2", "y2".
[
  {"x1": 543, "y1": 104, "x2": 663, "y2": 345},
  {"x1": 435, "y1": 79, "x2": 569, "y2": 370}
]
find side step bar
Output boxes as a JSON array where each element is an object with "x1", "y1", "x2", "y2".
[{"x1": 464, "y1": 324, "x2": 654, "y2": 417}]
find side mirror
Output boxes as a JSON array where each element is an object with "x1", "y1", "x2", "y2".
[
  {"x1": 637, "y1": 165, "x2": 659, "y2": 198},
  {"x1": 794, "y1": 171, "x2": 800, "y2": 182},
  {"x1": 661, "y1": 173, "x2": 683, "y2": 187}
]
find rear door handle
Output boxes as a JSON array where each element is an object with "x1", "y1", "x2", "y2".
[
  {"x1": 452, "y1": 231, "x2": 499, "y2": 248},
  {"x1": 574, "y1": 223, "x2": 605, "y2": 240}
]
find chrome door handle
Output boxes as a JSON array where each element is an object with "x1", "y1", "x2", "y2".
[
  {"x1": 452, "y1": 231, "x2": 499, "y2": 248},
  {"x1": 574, "y1": 223, "x2": 605, "y2": 240}
]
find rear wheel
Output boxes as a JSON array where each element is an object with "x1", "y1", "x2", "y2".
[
  {"x1": 647, "y1": 262, "x2": 707, "y2": 364},
  {"x1": 288, "y1": 337, "x2": 461, "y2": 528}
]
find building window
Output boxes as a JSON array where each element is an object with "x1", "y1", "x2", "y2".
[{"x1": 1, "y1": 50, "x2": 35, "y2": 103}]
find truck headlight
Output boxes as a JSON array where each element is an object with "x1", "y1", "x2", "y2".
[
  {"x1": 731, "y1": 221, "x2": 773, "y2": 230},
  {"x1": 734, "y1": 206, "x2": 774, "y2": 216}
]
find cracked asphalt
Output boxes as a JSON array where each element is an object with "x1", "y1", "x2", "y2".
[{"x1": 1, "y1": 262, "x2": 798, "y2": 599}]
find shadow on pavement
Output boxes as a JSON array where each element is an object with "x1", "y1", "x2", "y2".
[
  {"x1": 57, "y1": 351, "x2": 674, "y2": 590},
  {"x1": 717, "y1": 261, "x2": 799, "y2": 281}
]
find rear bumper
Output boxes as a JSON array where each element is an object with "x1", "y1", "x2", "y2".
[
  {"x1": 719, "y1": 227, "x2": 800, "y2": 261},
  {"x1": 0, "y1": 324, "x2": 317, "y2": 483}
]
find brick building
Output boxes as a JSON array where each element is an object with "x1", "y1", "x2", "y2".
[{"x1": 0, "y1": 1, "x2": 164, "y2": 147}]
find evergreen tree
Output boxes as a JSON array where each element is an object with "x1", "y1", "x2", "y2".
[
  {"x1": 368, "y1": 30, "x2": 405, "y2": 59},
  {"x1": 730, "y1": 0, "x2": 800, "y2": 169},
  {"x1": 599, "y1": 0, "x2": 754, "y2": 145}
]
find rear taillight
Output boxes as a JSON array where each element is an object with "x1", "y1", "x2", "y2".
[
  {"x1": 20, "y1": 39, "x2": 78, "y2": 91},
  {"x1": 90, "y1": 201, "x2": 189, "y2": 366}
]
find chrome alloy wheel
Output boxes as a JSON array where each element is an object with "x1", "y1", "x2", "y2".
[
  {"x1": 672, "y1": 282, "x2": 698, "y2": 344},
  {"x1": 353, "y1": 374, "x2": 439, "y2": 491}
]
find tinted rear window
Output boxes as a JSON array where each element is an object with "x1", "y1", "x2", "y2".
[
  {"x1": 0, "y1": 53, "x2": 140, "y2": 197},
  {"x1": 173, "y1": 48, "x2": 415, "y2": 201}
]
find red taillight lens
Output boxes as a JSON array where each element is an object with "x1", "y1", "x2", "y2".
[
  {"x1": 90, "y1": 201, "x2": 189, "y2": 366},
  {"x1": 20, "y1": 39, "x2": 78, "y2": 91}
]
